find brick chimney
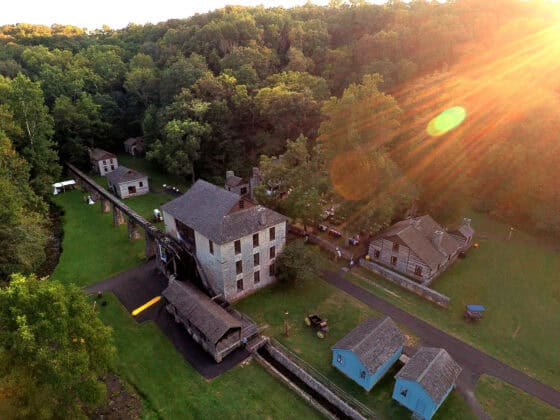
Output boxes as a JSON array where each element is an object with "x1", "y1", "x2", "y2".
[{"x1": 226, "y1": 170, "x2": 235, "y2": 180}]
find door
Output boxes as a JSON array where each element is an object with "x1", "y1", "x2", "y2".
[
  {"x1": 128, "y1": 185, "x2": 137, "y2": 194},
  {"x1": 415, "y1": 399, "x2": 426, "y2": 417}
]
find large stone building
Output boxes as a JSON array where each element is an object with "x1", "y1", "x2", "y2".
[
  {"x1": 90, "y1": 148, "x2": 118, "y2": 175},
  {"x1": 368, "y1": 215, "x2": 473, "y2": 284},
  {"x1": 161, "y1": 179, "x2": 287, "y2": 302},
  {"x1": 106, "y1": 166, "x2": 149, "y2": 199}
]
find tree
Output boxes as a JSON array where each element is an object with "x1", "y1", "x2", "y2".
[
  {"x1": 0, "y1": 133, "x2": 48, "y2": 279},
  {"x1": 147, "y1": 119, "x2": 211, "y2": 183},
  {"x1": 276, "y1": 239, "x2": 319, "y2": 284},
  {"x1": 0, "y1": 74, "x2": 60, "y2": 196},
  {"x1": 0, "y1": 273, "x2": 115, "y2": 418}
]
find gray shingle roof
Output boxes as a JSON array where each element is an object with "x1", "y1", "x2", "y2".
[
  {"x1": 375, "y1": 215, "x2": 459, "y2": 270},
  {"x1": 90, "y1": 148, "x2": 116, "y2": 161},
  {"x1": 395, "y1": 347, "x2": 462, "y2": 404},
  {"x1": 225, "y1": 175, "x2": 245, "y2": 187},
  {"x1": 161, "y1": 180, "x2": 288, "y2": 244},
  {"x1": 106, "y1": 166, "x2": 147, "y2": 185},
  {"x1": 332, "y1": 317, "x2": 405, "y2": 374},
  {"x1": 124, "y1": 137, "x2": 142, "y2": 146},
  {"x1": 162, "y1": 279, "x2": 241, "y2": 345}
]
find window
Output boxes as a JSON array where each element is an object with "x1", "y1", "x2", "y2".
[
  {"x1": 269, "y1": 226, "x2": 276, "y2": 240},
  {"x1": 254, "y1": 271, "x2": 260, "y2": 284},
  {"x1": 269, "y1": 262, "x2": 275, "y2": 276},
  {"x1": 392, "y1": 242, "x2": 399, "y2": 252},
  {"x1": 236, "y1": 260, "x2": 243, "y2": 275},
  {"x1": 360, "y1": 371, "x2": 366, "y2": 379},
  {"x1": 128, "y1": 186, "x2": 136, "y2": 194},
  {"x1": 111, "y1": 165, "x2": 115, "y2": 170},
  {"x1": 104, "y1": 166, "x2": 108, "y2": 172},
  {"x1": 391, "y1": 256, "x2": 397, "y2": 266},
  {"x1": 270, "y1": 246, "x2": 276, "y2": 259},
  {"x1": 415, "y1": 265, "x2": 423, "y2": 276},
  {"x1": 209, "y1": 240, "x2": 214, "y2": 255},
  {"x1": 254, "y1": 253, "x2": 260, "y2": 266},
  {"x1": 373, "y1": 250, "x2": 380, "y2": 259},
  {"x1": 237, "y1": 278, "x2": 244, "y2": 291},
  {"x1": 240, "y1": 187, "x2": 247, "y2": 195},
  {"x1": 336, "y1": 354, "x2": 343, "y2": 364},
  {"x1": 400, "y1": 388, "x2": 408, "y2": 398},
  {"x1": 139, "y1": 181, "x2": 143, "y2": 187},
  {"x1": 234, "y1": 240, "x2": 241, "y2": 255},
  {"x1": 253, "y1": 233, "x2": 259, "y2": 247},
  {"x1": 103, "y1": 160, "x2": 107, "y2": 164}
]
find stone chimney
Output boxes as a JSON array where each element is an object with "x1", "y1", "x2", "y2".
[
  {"x1": 252, "y1": 167, "x2": 260, "y2": 177},
  {"x1": 226, "y1": 170, "x2": 235, "y2": 180},
  {"x1": 259, "y1": 211, "x2": 267, "y2": 226},
  {"x1": 462, "y1": 218, "x2": 472, "y2": 228},
  {"x1": 432, "y1": 230, "x2": 444, "y2": 249}
]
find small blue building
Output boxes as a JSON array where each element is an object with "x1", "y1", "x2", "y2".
[
  {"x1": 331, "y1": 317, "x2": 404, "y2": 391},
  {"x1": 392, "y1": 347, "x2": 462, "y2": 420}
]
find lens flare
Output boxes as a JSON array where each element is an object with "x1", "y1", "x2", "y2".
[
  {"x1": 330, "y1": 150, "x2": 378, "y2": 201},
  {"x1": 426, "y1": 106, "x2": 467, "y2": 137}
]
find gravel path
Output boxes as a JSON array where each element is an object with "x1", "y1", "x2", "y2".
[{"x1": 322, "y1": 270, "x2": 560, "y2": 416}]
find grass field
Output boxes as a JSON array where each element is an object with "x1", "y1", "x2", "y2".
[
  {"x1": 235, "y1": 269, "x2": 475, "y2": 419},
  {"x1": 344, "y1": 212, "x2": 560, "y2": 391},
  {"x1": 475, "y1": 375, "x2": 559, "y2": 419},
  {"x1": 115, "y1": 154, "x2": 189, "y2": 193},
  {"x1": 98, "y1": 294, "x2": 321, "y2": 419},
  {"x1": 52, "y1": 189, "x2": 321, "y2": 419},
  {"x1": 51, "y1": 190, "x2": 145, "y2": 287}
]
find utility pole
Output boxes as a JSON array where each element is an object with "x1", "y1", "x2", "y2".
[{"x1": 284, "y1": 310, "x2": 289, "y2": 337}]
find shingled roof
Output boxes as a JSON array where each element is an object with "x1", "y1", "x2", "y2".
[
  {"x1": 90, "y1": 148, "x2": 116, "y2": 161},
  {"x1": 106, "y1": 166, "x2": 147, "y2": 185},
  {"x1": 396, "y1": 347, "x2": 462, "y2": 404},
  {"x1": 332, "y1": 317, "x2": 405, "y2": 374},
  {"x1": 161, "y1": 179, "x2": 288, "y2": 244},
  {"x1": 374, "y1": 215, "x2": 459, "y2": 270},
  {"x1": 162, "y1": 279, "x2": 241, "y2": 345},
  {"x1": 225, "y1": 174, "x2": 245, "y2": 187}
]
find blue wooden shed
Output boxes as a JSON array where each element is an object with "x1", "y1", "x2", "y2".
[
  {"x1": 331, "y1": 317, "x2": 404, "y2": 391},
  {"x1": 392, "y1": 347, "x2": 462, "y2": 420}
]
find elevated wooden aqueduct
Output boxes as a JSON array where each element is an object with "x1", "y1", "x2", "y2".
[{"x1": 66, "y1": 163, "x2": 218, "y2": 296}]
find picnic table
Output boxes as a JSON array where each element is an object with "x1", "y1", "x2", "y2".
[{"x1": 464, "y1": 304, "x2": 485, "y2": 321}]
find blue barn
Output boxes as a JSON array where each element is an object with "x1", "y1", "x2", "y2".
[
  {"x1": 331, "y1": 317, "x2": 404, "y2": 391},
  {"x1": 393, "y1": 347, "x2": 462, "y2": 420}
]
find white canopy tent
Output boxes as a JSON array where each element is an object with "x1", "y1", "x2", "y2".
[{"x1": 52, "y1": 180, "x2": 76, "y2": 195}]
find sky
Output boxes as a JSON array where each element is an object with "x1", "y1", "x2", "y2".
[{"x1": 1, "y1": 0, "x2": 343, "y2": 30}]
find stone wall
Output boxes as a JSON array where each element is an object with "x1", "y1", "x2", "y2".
[
  {"x1": 265, "y1": 343, "x2": 372, "y2": 420},
  {"x1": 359, "y1": 259, "x2": 450, "y2": 308}
]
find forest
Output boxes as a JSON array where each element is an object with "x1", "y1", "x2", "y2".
[{"x1": 1, "y1": 0, "x2": 560, "y2": 279}]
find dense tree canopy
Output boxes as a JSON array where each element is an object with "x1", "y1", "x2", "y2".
[
  {"x1": 0, "y1": 0, "x2": 558, "y2": 247},
  {"x1": 0, "y1": 273, "x2": 115, "y2": 418}
]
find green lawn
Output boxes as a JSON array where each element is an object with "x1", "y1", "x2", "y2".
[
  {"x1": 98, "y1": 293, "x2": 321, "y2": 419},
  {"x1": 235, "y1": 270, "x2": 475, "y2": 419},
  {"x1": 344, "y1": 212, "x2": 560, "y2": 391},
  {"x1": 115, "y1": 154, "x2": 189, "y2": 193},
  {"x1": 475, "y1": 375, "x2": 559, "y2": 419},
  {"x1": 51, "y1": 190, "x2": 145, "y2": 287}
]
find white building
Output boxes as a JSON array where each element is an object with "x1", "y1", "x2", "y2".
[
  {"x1": 106, "y1": 166, "x2": 149, "y2": 199},
  {"x1": 89, "y1": 148, "x2": 118, "y2": 175},
  {"x1": 161, "y1": 180, "x2": 288, "y2": 302}
]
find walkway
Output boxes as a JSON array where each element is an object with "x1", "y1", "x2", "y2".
[
  {"x1": 322, "y1": 270, "x2": 560, "y2": 412},
  {"x1": 86, "y1": 261, "x2": 250, "y2": 379}
]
